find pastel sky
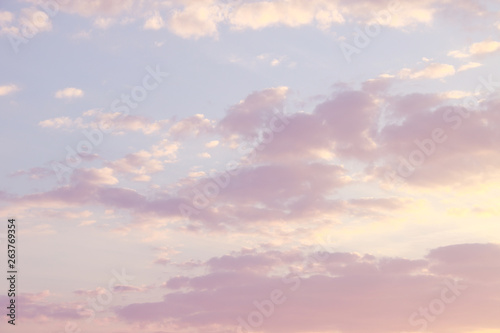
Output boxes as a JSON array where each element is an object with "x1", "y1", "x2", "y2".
[{"x1": 1, "y1": 0, "x2": 500, "y2": 332}]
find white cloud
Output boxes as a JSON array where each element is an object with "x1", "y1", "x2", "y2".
[
  {"x1": 205, "y1": 140, "x2": 219, "y2": 148},
  {"x1": 144, "y1": 11, "x2": 164, "y2": 30},
  {"x1": 18, "y1": 8, "x2": 52, "y2": 33},
  {"x1": 469, "y1": 40, "x2": 500, "y2": 55},
  {"x1": 38, "y1": 116, "x2": 82, "y2": 129},
  {"x1": 55, "y1": 87, "x2": 84, "y2": 99},
  {"x1": 440, "y1": 90, "x2": 472, "y2": 99},
  {"x1": 168, "y1": 3, "x2": 225, "y2": 39},
  {"x1": 188, "y1": 171, "x2": 206, "y2": 178},
  {"x1": 79, "y1": 220, "x2": 97, "y2": 227},
  {"x1": 93, "y1": 17, "x2": 115, "y2": 29},
  {"x1": 72, "y1": 30, "x2": 91, "y2": 39},
  {"x1": 198, "y1": 152, "x2": 211, "y2": 158},
  {"x1": 271, "y1": 58, "x2": 282, "y2": 66},
  {"x1": 399, "y1": 63, "x2": 455, "y2": 80},
  {"x1": 0, "y1": 84, "x2": 20, "y2": 96},
  {"x1": 448, "y1": 40, "x2": 500, "y2": 58},
  {"x1": 457, "y1": 62, "x2": 482, "y2": 72},
  {"x1": 448, "y1": 50, "x2": 469, "y2": 58},
  {"x1": 0, "y1": 11, "x2": 14, "y2": 24}
]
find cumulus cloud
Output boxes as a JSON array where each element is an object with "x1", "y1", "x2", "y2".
[
  {"x1": 399, "y1": 63, "x2": 456, "y2": 79},
  {"x1": 0, "y1": 84, "x2": 20, "y2": 96},
  {"x1": 39, "y1": 109, "x2": 169, "y2": 134},
  {"x1": 448, "y1": 40, "x2": 500, "y2": 58},
  {"x1": 219, "y1": 86, "x2": 289, "y2": 138},
  {"x1": 457, "y1": 61, "x2": 482, "y2": 72},
  {"x1": 168, "y1": 113, "x2": 215, "y2": 138},
  {"x1": 168, "y1": 2, "x2": 226, "y2": 39},
  {"x1": 205, "y1": 140, "x2": 219, "y2": 148},
  {"x1": 0, "y1": 11, "x2": 13, "y2": 25},
  {"x1": 55, "y1": 87, "x2": 84, "y2": 99},
  {"x1": 143, "y1": 10, "x2": 164, "y2": 30},
  {"x1": 107, "y1": 151, "x2": 164, "y2": 182},
  {"x1": 114, "y1": 243, "x2": 500, "y2": 333}
]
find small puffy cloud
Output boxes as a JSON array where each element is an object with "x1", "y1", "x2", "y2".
[
  {"x1": 447, "y1": 50, "x2": 469, "y2": 58},
  {"x1": 399, "y1": 63, "x2": 455, "y2": 79},
  {"x1": 168, "y1": 3, "x2": 225, "y2": 39},
  {"x1": 229, "y1": 0, "x2": 316, "y2": 30},
  {"x1": 469, "y1": 40, "x2": 500, "y2": 55},
  {"x1": 0, "y1": 11, "x2": 14, "y2": 24},
  {"x1": 19, "y1": 8, "x2": 52, "y2": 33},
  {"x1": 205, "y1": 140, "x2": 219, "y2": 148},
  {"x1": 457, "y1": 62, "x2": 482, "y2": 72},
  {"x1": 198, "y1": 152, "x2": 211, "y2": 158},
  {"x1": 78, "y1": 220, "x2": 96, "y2": 227},
  {"x1": 93, "y1": 17, "x2": 115, "y2": 29},
  {"x1": 219, "y1": 86, "x2": 289, "y2": 138},
  {"x1": 168, "y1": 114, "x2": 215, "y2": 138},
  {"x1": 55, "y1": 87, "x2": 84, "y2": 99},
  {"x1": 440, "y1": 90, "x2": 472, "y2": 99},
  {"x1": 72, "y1": 167, "x2": 118, "y2": 185},
  {"x1": 151, "y1": 139, "x2": 179, "y2": 159},
  {"x1": 144, "y1": 11, "x2": 164, "y2": 30},
  {"x1": 39, "y1": 109, "x2": 168, "y2": 134},
  {"x1": 0, "y1": 84, "x2": 20, "y2": 96},
  {"x1": 71, "y1": 30, "x2": 91, "y2": 39},
  {"x1": 188, "y1": 171, "x2": 206, "y2": 178},
  {"x1": 38, "y1": 116, "x2": 82, "y2": 129},
  {"x1": 449, "y1": 40, "x2": 500, "y2": 58},
  {"x1": 107, "y1": 151, "x2": 164, "y2": 181},
  {"x1": 271, "y1": 58, "x2": 282, "y2": 66}
]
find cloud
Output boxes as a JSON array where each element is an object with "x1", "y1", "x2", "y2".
[
  {"x1": 93, "y1": 17, "x2": 115, "y2": 29},
  {"x1": 54, "y1": 87, "x2": 84, "y2": 99},
  {"x1": 198, "y1": 152, "x2": 211, "y2": 158},
  {"x1": 39, "y1": 109, "x2": 169, "y2": 134},
  {"x1": 457, "y1": 62, "x2": 482, "y2": 72},
  {"x1": 10, "y1": 166, "x2": 54, "y2": 180},
  {"x1": 19, "y1": 8, "x2": 53, "y2": 32},
  {"x1": 399, "y1": 63, "x2": 456, "y2": 79},
  {"x1": 449, "y1": 40, "x2": 500, "y2": 58},
  {"x1": 0, "y1": 84, "x2": 20, "y2": 96},
  {"x1": 219, "y1": 86, "x2": 289, "y2": 138},
  {"x1": 144, "y1": 10, "x2": 164, "y2": 30},
  {"x1": 168, "y1": 114, "x2": 215, "y2": 139},
  {"x1": 39, "y1": 116, "x2": 81, "y2": 129},
  {"x1": 447, "y1": 50, "x2": 469, "y2": 58},
  {"x1": 71, "y1": 167, "x2": 118, "y2": 185},
  {"x1": 469, "y1": 40, "x2": 500, "y2": 55},
  {"x1": 115, "y1": 243, "x2": 500, "y2": 333},
  {"x1": 205, "y1": 140, "x2": 219, "y2": 148},
  {"x1": 0, "y1": 11, "x2": 13, "y2": 25},
  {"x1": 106, "y1": 151, "x2": 165, "y2": 182},
  {"x1": 229, "y1": 0, "x2": 320, "y2": 30},
  {"x1": 168, "y1": 2, "x2": 225, "y2": 39}
]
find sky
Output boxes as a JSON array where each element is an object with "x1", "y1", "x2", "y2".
[{"x1": 1, "y1": 0, "x2": 500, "y2": 332}]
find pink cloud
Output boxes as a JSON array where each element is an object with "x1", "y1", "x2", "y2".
[{"x1": 115, "y1": 243, "x2": 500, "y2": 333}]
